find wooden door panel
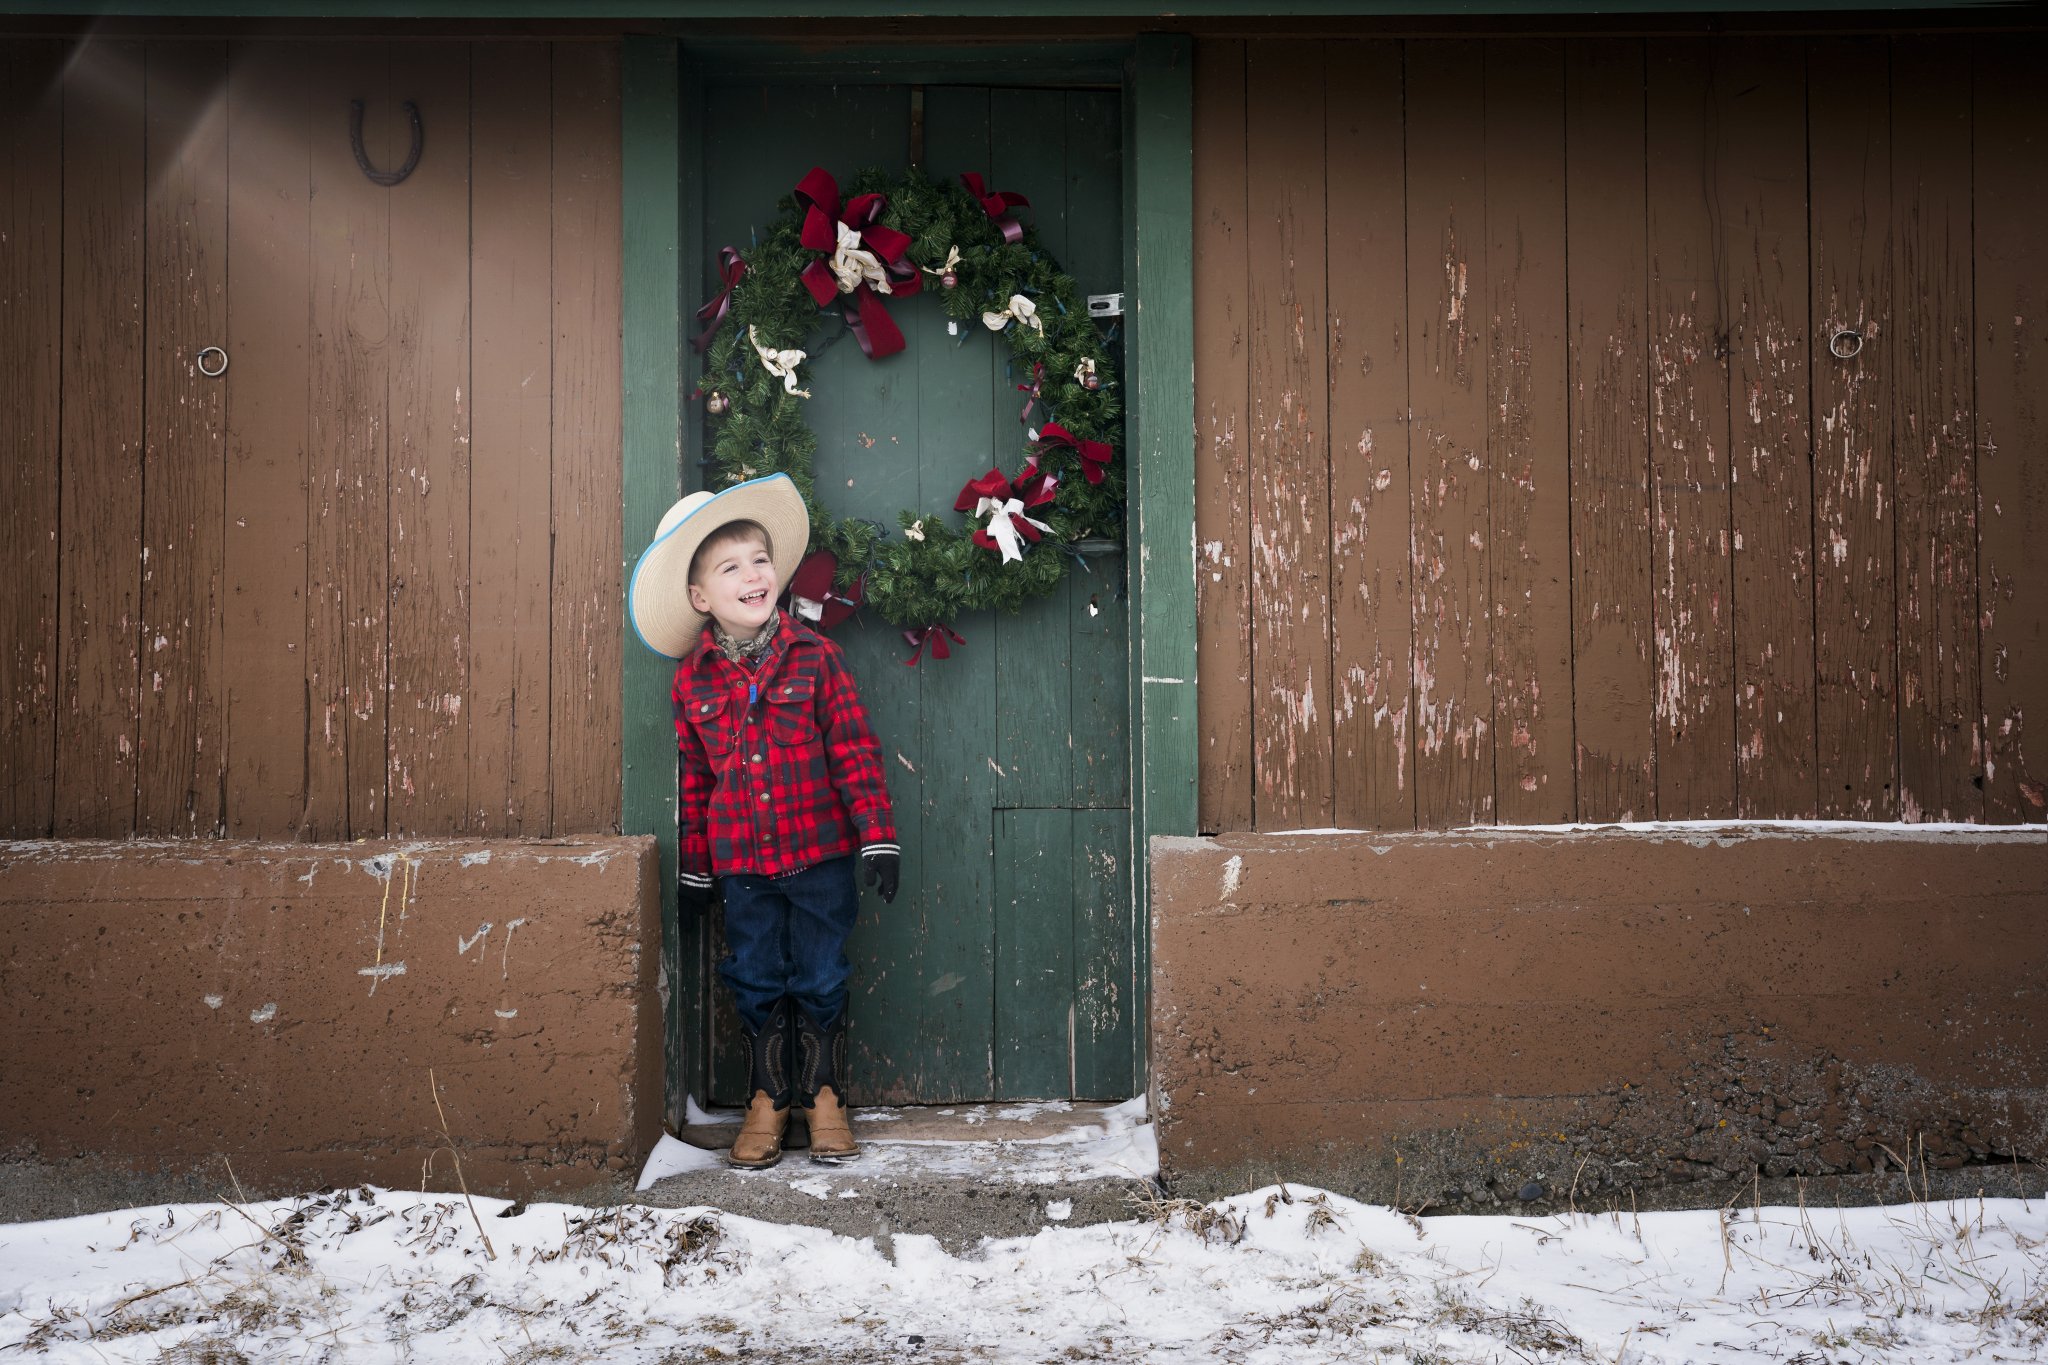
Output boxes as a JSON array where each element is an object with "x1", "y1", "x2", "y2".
[{"x1": 699, "y1": 80, "x2": 1133, "y2": 1105}]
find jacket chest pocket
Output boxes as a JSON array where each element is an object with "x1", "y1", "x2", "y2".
[
  {"x1": 687, "y1": 692, "x2": 740, "y2": 755},
  {"x1": 764, "y1": 674, "x2": 819, "y2": 746}
]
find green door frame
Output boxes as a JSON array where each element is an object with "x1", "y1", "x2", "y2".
[{"x1": 620, "y1": 32, "x2": 1196, "y2": 1121}]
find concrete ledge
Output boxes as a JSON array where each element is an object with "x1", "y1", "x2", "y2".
[
  {"x1": 0, "y1": 837, "x2": 661, "y2": 1213},
  {"x1": 1150, "y1": 825, "x2": 2048, "y2": 1211}
]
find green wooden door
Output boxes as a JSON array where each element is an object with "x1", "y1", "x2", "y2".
[{"x1": 698, "y1": 81, "x2": 1136, "y2": 1105}]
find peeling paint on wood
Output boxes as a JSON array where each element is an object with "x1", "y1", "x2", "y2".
[
  {"x1": 1246, "y1": 39, "x2": 1333, "y2": 829},
  {"x1": 0, "y1": 42, "x2": 63, "y2": 837},
  {"x1": 1721, "y1": 38, "x2": 1817, "y2": 819},
  {"x1": 1809, "y1": 38, "x2": 1897, "y2": 819},
  {"x1": 1974, "y1": 33, "x2": 2048, "y2": 824},
  {"x1": 1485, "y1": 38, "x2": 1573, "y2": 824},
  {"x1": 137, "y1": 42, "x2": 229, "y2": 838},
  {"x1": 1408, "y1": 39, "x2": 1492, "y2": 827},
  {"x1": 55, "y1": 40, "x2": 147, "y2": 838},
  {"x1": 1566, "y1": 40, "x2": 1657, "y2": 822},
  {"x1": 1328, "y1": 38, "x2": 1416, "y2": 831},
  {"x1": 1193, "y1": 38, "x2": 1255, "y2": 835},
  {"x1": 1646, "y1": 39, "x2": 1736, "y2": 819},
  {"x1": 1892, "y1": 38, "x2": 1982, "y2": 824}
]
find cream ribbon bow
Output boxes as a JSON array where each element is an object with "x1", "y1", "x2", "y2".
[
  {"x1": 975, "y1": 494, "x2": 1052, "y2": 564},
  {"x1": 829, "y1": 220, "x2": 893, "y2": 296},
  {"x1": 981, "y1": 293, "x2": 1042, "y2": 334},
  {"x1": 748, "y1": 325, "x2": 811, "y2": 398},
  {"x1": 922, "y1": 245, "x2": 962, "y2": 280}
]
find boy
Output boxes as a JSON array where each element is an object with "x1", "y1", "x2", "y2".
[{"x1": 628, "y1": 474, "x2": 899, "y2": 1169}]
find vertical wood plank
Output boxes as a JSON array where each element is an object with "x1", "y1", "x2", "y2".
[
  {"x1": 55, "y1": 40, "x2": 146, "y2": 838},
  {"x1": 1721, "y1": 38, "x2": 1816, "y2": 819},
  {"x1": 992, "y1": 86, "x2": 1072, "y2": 814},
  {"x1": 470, "y1": 41, "x2": 555, "y2": 836},
  {"x1": 0, "y1": 42, "x2": 64, "y2": 836},
  {"x1": 1809, "y1": 37, "x2": 1897, "y2": 819},
  {"x1": 1645, "y1": 38, "x2": 1736, "y2": 819},
  {"x1": 386, "y1": 41, "x2": 472, "y2": 834},
  {"x1": 1071, "y1": 808, "x2": 1134, "y2": 1098},
  {"x1": 1326, "y1": 38, "x2": 1414, "y2": 831},
  {"x1": 994, "y1": 808, "x2": 1072, "y2": 1100},
  {"x1": 223, "y1": 41, "x2": 313, "y2": 839},
  {"x1": 1245, "y1": 38, "x2": 1331, "y2": 829},
  {"x1": 1891, "y1": 37, "x2": 1981, "y2": 823},
  {"x1": 551, "y1": 40, "x2": 623, "y2": 833},
  {"x1": 1565, "y1": 40, "x2": 1656, "y2": 821},
  {"x1": 305, "y1": 42, "x2": 390, "y2": 840},
  {"x1": 1484, "y1": 38, "x2": 1574, "y2": 824},
  {"x1": 1975, "y1": 34, "x2": 2048, "y2": 823},
  {"x1": 1406, "y1": 38, "x2": 1492, "y2": 827},
  {"x1": 1192, "y1": 38, "x2": 1253, "y2": 833},
  {"x1": 1063, "y1": 87, "x2": 1129, "y2": 814},
  {"x1": 138, "y1": 40, "x2": 229, "y2": 837},
  {"x1": 913, "y1": 85, "x2": 996, "y2": 1102},
  {"x1": 696, "y1": 79, "x2": 921, "y2": 1103}
]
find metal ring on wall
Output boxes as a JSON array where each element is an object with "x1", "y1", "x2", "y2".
[
  {"x1": 196, "y1": 346, "x2": 229, "y2": 378},
  {"x1": 1829, "y1": 329, "x2": 1865, "y2": 360}
]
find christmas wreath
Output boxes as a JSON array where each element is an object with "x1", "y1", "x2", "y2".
[{"x1": 691, "y1": 166, "x2": 1124, "y2": 661}]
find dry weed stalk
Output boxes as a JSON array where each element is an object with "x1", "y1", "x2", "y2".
[{"x1": 426, "y1": 1066, "x2": 497, "y2": 1261}]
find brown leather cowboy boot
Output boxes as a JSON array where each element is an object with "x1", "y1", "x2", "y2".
[
  {"x1": 727, "y1": 999, "x2": 792, "y2": 1169},
  {"x1": 794, "y1": 1008, "x2": 859, "y2": 1163}
]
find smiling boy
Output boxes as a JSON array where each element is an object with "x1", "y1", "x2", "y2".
[{"x1": 629, "y1": 475, "x2": 899, "y2": 1168}]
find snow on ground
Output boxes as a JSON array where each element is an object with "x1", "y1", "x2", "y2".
[{"x1": 2, "y1": 1184, "x2": 2043, "y2": 1363}]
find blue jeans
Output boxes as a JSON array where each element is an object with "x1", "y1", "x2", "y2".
[{"x1": 717, "y1": 855, "x2": 859, "y2": 1033}]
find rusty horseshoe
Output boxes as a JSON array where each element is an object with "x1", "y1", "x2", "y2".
[{"x1": 349, "y1": 99, "x2": 424, "y2": 187}]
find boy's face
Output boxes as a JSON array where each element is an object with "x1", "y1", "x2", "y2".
[{"x1": 688, "y1": 533, "x2": 779, "y2": 635}]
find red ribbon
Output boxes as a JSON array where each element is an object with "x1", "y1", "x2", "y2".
[
  {"x1": 690, "y1": 246, "x2": 746, "y2": 354},
  {"x1": 794, "y1": 167, "x2": 922, "y2": 360},
  {"x1": 961, "y1": 172, "x2": 1030, "y2": 246},
  {"x1": 1034, "y1": 423, "x2": 1114, "y2": 486},
  {"x1": 902, "y1": 624, "x2": 965, "y2": 666},
  {"x1": 1017, "y1": 360, "x2": 1045, "y2": 431}
]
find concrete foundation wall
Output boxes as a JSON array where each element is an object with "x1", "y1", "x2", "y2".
[
  {"x1": 1, "y1": 837, "x2": 662, "y2": 1214},
  {"x1": 1151, "y1": 827, "x2": 2048, "y2": 1210}
]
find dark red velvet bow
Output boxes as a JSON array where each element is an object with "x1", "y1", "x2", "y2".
[
  {"x1": 690, "y1": 246, "x2": 746, "y2": 354},
  {"x1": 794, "y1": 167, "x2": 922, "y2": 360},
  {"x1": 902, "y1": 623, "x2": 965, "y2": 666},
  {"x1": 955, "y1": 466, "x2": 1055, "y2": 558},
  {"x1": 1034, "y1": 422, "x2": 1114, "y2": 486},
  {"x1": 961, "y1": 172, "x2": 1030, "y2": 245}
]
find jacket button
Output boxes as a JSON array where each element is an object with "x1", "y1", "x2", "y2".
[
  {"x1": 758, "y1": 791, "x2": 769, "y2": 802},
  {"x1": 752, "y1": 753, "x2": 764, "y2": 763}
]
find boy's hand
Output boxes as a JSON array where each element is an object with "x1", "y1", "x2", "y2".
[
  {"x1": 861, "y1": 846, "x2": 900, "y2": 904},
  {"x1": 678, "y1": 873, "x2": 715, "y2": 917}
]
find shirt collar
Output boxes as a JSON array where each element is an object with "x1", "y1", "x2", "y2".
[{"x1": 687, "y1": 608, "x2": 822, "y2": 671}]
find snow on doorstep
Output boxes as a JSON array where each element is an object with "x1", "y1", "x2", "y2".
[
  {"x1": 3, "y1": 1186, "x2": 2043, "y2": 1363},
  {"x1": 638, "y1": 1095, "x2": 1158, "y2": 1192}
]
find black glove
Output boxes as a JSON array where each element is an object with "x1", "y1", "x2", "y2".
[
  {"x1": 678, "y1": 874, "x2": 715, "y2": 918},
  {"x1": 861, "y1": 846, "x2": 900, "y2": 905}
]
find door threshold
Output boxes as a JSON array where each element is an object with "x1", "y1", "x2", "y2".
[{"x1": 678, "y1": 1097, "x2": 1143, "y2": 1152}]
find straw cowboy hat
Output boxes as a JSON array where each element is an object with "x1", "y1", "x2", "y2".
[{"x1": 628, "y1": 473, "x2": 811, "y2": 658}]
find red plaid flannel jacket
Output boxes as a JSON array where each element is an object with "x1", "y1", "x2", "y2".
[{"x1": 673, "y1": 611, "x2": 897, "y2": 883}]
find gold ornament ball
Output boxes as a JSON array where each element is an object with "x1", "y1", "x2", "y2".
[{"x1": 707, "y1": 392, "x2": 730, "y2": 415}]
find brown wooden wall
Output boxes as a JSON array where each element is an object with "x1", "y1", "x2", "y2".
[
  {"x1": 0, "y1": 37, "x2": 622, "y2": 841},
  {"x1": 1195, "y1": 32, "x2": 2048, "y2": 832}
]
